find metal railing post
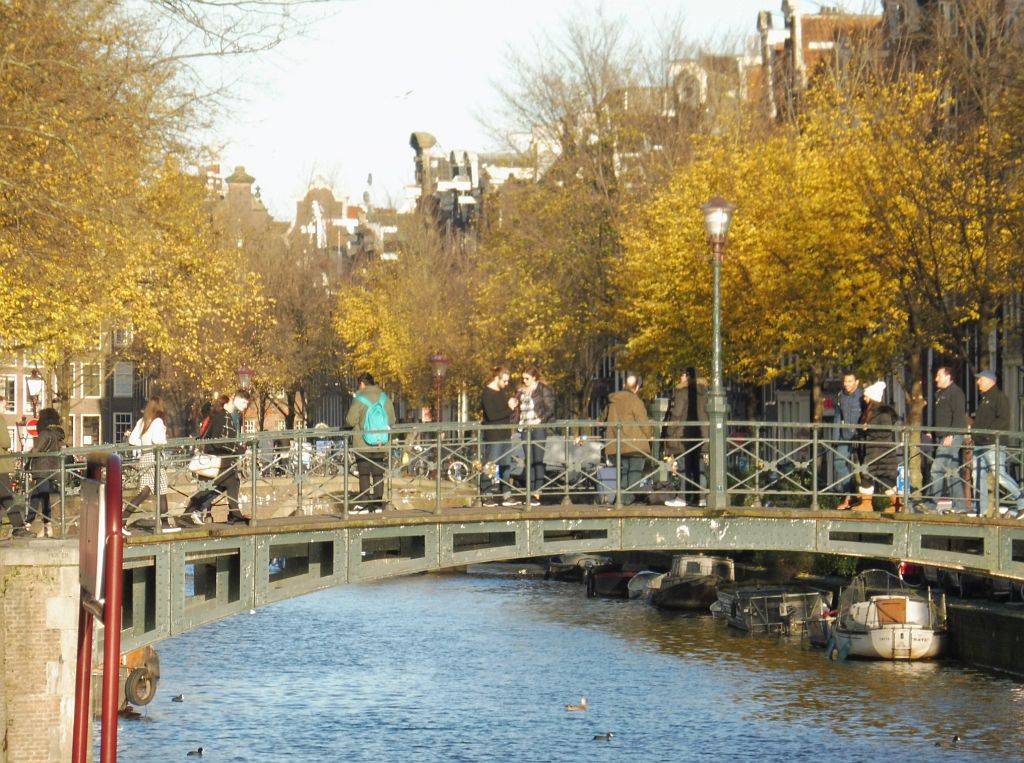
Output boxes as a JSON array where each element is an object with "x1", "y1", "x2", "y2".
[
  {"x1": 614, "y1": 423, "x2": 622, "y2": 507},
  {"x1": 524, "y1": 427, "x2": 533, "y2": 508},
  {"x1": 250, "y1": 436, "x2": 259, "y2": 525},
  {"x1": 810, "y1": 426, "x2": 819, "y2": 510},
  {"x1": 341, "y1": 436, "x2": 350, "y2": 516},
  {"x1": 435, "y1": 427, "x2": 443, "y2": 514},
  {"x1": 296, "y1": 432, "x2": 305, "y2": 514},
  {"x1": 58, "y1": 450, "x2": 67, "y2": 533}
]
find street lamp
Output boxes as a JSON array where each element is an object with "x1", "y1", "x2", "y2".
[
  {"x1": 236, "y1": 365, "x2": 254, "y2": 391},
  {"x1": 428, "y1": 352, "x2": 450, "y2": 423},
  {"x1": 701, "y1": 196, "x2": 736, "y2": 510},
  {"x1": 25, "y1": 368, "x2": 44, "y2": 417}
]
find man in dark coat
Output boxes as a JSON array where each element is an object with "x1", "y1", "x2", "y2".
[
  {"x1": 972, "y1": 370, "x2": 1023, "y2": 517},
  {"x1": 924, "y1": 366, "x2": 967, "y2": 513},
  {"x1": 663, "y1": 367, "x2": 708, "y2": 508}
]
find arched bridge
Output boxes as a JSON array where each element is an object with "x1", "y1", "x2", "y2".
[
  {"x1": 119, "y1": 505, "x2": 1024, "y2": 652},
  {"x1": 7, "y1": 418, "x2": 1024, "y2": 649}
]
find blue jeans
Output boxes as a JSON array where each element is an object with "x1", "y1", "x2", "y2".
[
  {"x1": 834, "y1": 442, "x2": 857, "y2": 494},
  {"x1": 480, "y1": 441, "x2": 509, "y2": 494},
  {"x1": 927, "y1": 436, "x2": 965, "y2": 511},
  {"x1": 973, "y1": 445, "x2": 1023, "y2": 516}
]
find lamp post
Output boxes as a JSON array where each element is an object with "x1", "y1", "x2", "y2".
[
  {"x1": 236, "y1": 365, "x2": 254, "y2": 391},
  {"x1": 428, "y1": 352, "x2": 450, "y2": 423},
  {"x1": 25, "y1": 368, "x2": 44, "y2": 418},
  {"x1": 701, "y1": 196, "x2": 736, "y2": 510}
]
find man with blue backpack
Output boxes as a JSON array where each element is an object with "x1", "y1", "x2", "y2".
[{"x1": 346, "y1": 372, "x2": 397, "y2": 513}]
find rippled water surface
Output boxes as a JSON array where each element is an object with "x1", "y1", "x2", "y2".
[{"x1": 105, "y1": 570, "x2": 1024, "y2": 762}]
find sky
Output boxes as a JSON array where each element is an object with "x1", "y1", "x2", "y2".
[{"x1": 206, "y1": 0, "x2": 881, "y2": 221}]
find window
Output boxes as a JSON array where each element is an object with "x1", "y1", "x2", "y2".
[
  {"x1": 243, "y1": 419, "x2": 257, "y2": 434},
  {"x1": 113, "y1": 412, "x2": 134, "y2": 443},
  {"x1": 66, "y1": 416, "x2": 76, "y2": 449},
  {"x1": 112, "y1": 328, "x2": 133, "y2": 348},
  {"x1": 113, "y1": 362, "x2": 133, "y2": 398},
  {"x1": 0, "y1": 376, "x2": 14, "y2": 413},
  {"x1": 81, "y1": 363, "x2": 101, "y2": 398},
  {"x1": 80, "y1": 415, "x2": 100, "y2": 446}
]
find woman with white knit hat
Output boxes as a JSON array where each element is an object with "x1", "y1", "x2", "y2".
[{"x1": 856, "y1": 381, "x2": 902, "y2": 512}]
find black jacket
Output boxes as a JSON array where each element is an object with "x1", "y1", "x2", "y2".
[
  {"x1": 932, "y1": 383, "x2": 966, "y2": 438},
  {"x1": 973, "y1": 386, "x2": 1010, "y2": 446},
  {"x1": 29, "y1": 424, "x2": 66, "y2": 479}
]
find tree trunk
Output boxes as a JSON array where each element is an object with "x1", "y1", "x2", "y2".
[{"x1": 904, "y1": 349, "x2": 928, "y2": 491}]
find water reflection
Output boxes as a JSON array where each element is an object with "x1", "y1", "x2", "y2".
[{"x1": 107, "y1": 570, "x2": 1022, "y2": 762}]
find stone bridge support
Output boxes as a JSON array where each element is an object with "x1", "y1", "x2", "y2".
[{"x1": 1, "y1": 541, "x2": 80, "y2": 763}]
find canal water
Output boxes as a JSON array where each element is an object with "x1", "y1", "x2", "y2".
[{"x1": 105, "y1": 568, "x2": 1024, "y2": 762}]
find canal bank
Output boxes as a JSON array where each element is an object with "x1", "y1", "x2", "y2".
[{"x1": 948, "y1": 600, "x2": 1024, "y2": 675}]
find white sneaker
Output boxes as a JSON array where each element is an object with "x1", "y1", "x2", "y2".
[
  {"x1": 121, "y1": 526, "x2": 132, "y2": 537},
  {"x1": 665, "y1": 497, "x2": 688, "y2": 507},
  {"x1": 189, "y1": 511, "x2": 204, "y2": 526},
  {"x1": 351, "y1": 505, "x2": 370, "y2": 514},
  {"x1": 528, "y1": 496, "x2": 541, "y2": 507}
]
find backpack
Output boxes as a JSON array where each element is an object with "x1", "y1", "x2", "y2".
[{"x1": 355, "y1": 392, "x2": 390, "y2": 446}]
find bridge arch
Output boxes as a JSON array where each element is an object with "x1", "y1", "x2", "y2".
[{"x1": 120, "y1": 507, "x2": 1024, "y2": 652}]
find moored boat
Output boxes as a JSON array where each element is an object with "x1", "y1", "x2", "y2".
[
  {"x1": 712, "y1": 582, "x2": 832, "y2": 634},
  {"x1": 544, "y1": 553, "x2": 613, "y2": 582},
  {"x1": 829, "y1": 569, "x2": 948, "y2": 661},
  {"x1": 626, "y1": 570, "x2": 662, "y2": 600},
  {"x1": 648, "y1": 555, "x2": 735, "y2": 611},
  {"x1": 585, "y1": 566, "x2": 636, "y2": 598}
]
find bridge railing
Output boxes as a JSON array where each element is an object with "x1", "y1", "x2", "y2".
[{"x1": 6, "y1": 419, "x2": 1023, "y2": 534}]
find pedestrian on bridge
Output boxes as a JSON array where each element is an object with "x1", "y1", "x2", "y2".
[
  {"x1": 923, "y1": 366, "x2": 967, "y2": 513},
  {"x1": 601, "y1": 372, "x2": 652, "y2": 506},
  {"x1": 346, "y1": 373, "x2": 397, "y2": 512},
  {"x1": 0, "y1": 401, "x2": 27, "y2": 537},
  {"x1": 971, "y1": 370, "x2": 1024, "y2": 518},
  {"x1": 506, "y1": 365, "x2": 555, "y2": 507},
  {"x1": 125, "y1": 395, "x2": 175, "y2": 531},
  {"x1": 188, "y1": 391, "x2": 252, "y2": 525},
  {"x1": 855, "y1": 382, "x2": 902, "y2": 513},
  {"x1": 480, "y1": 366, "x2": 514, "y2": 507},
  {"x1": 662, "y1": 368, "x2": 708, "y2": 508},
  {"x1": 25, "y1": 407, "x2": 65, "y2": 537},
  {"x1": 833, "y1": 371, "x2": 864, "y2": 510}
]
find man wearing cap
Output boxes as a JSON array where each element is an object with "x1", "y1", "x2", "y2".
[{"x1": 972, "y1": 370, "x2": 1023, "y2": 518}]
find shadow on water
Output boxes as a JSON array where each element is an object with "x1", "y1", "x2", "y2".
[{"x1": 104, "y1": 570, "x2": 1023, "y2": 762}]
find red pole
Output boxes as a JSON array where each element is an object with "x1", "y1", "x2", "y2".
[
  {"x1": 71, "y1": 458, "x2": 105, "y2": 763},
  {"x1": 100, "y1": 454, "x2": 124, "y2": 763},
  {"x1": 70, "y1": 608, "x2": 94, "y2": 763}
]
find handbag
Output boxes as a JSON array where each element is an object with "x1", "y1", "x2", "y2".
[{"x1": 188, "y1": 453, "x2": 221, "y2": 478}]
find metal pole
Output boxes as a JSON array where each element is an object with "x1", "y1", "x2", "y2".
[
  {"x1": 100, "y1": 454, "x2": 124, "y2": 763},
  {"x1": 708, "y1": 239, "x2": 728, "y2": 509},
  {"x1": 71, "y1": 457, "x2": 104, "y2": 763}
]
